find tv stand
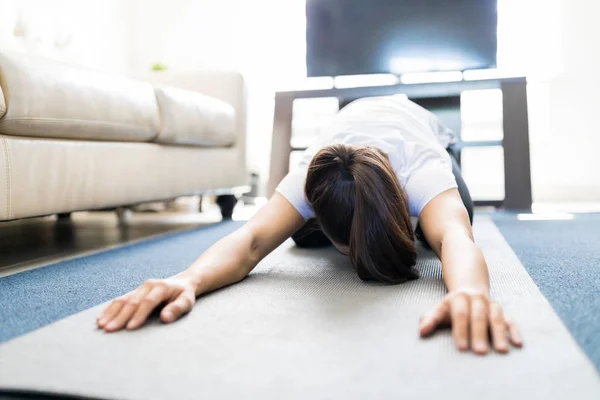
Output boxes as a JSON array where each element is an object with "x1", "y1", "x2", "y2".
[{"x1": 267, "y1": 77, "x2": 532, "y2": 210}]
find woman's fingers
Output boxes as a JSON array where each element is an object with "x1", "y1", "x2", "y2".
[
  {"x1": 160, "y1": 292, "x2": 195, "y2": 323},
  {"x1": 96, "y1": 279, "x2": 198, "y2": 333},
  {"x1": 419, "y1": 290, "x2": 522, "y2": 354},
  {"x1": 103, "y1": 301, "x2": 139, "y2": 332},
  {"x1": 126, "y1": 285, "x2": 171, "y2": 330},
  {"x1": 97, "y1": 298, "x2": 126, "y2": 328},
  {"x1": 507, "y1": 318, "x2": 523, "y2": 347},
  {"x1": 470, "y1": 296, "x2": 489, "y2": 354},
  {"x1": 103, "y1": 285, "x2": 152, "y2": 332},
  {"x1": 449, "y1": 294, "x2": 469, "y2": 351},
  {"x1": 489, "y1": 303, "x2": 509, "y2": 353},
  {"x1": 419, "y1": 301, "x2": 450, "y2": 337}
]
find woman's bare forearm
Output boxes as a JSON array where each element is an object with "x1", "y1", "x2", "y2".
[
  {"x1": 440, "y1": 233, "x2": 490, "y2": 293},
  {"x1": 174, "y1": 194, "x2": 305, "y2": 297},
  {"x1": 177, "y1": 227, "x2": 260, "y2": 296},
  {"x1": 418, "y1": 191, "x2": 522, "y2": 353},
  {"x1": 97, "y1": 194, "x2": 303, "y2": 332}
]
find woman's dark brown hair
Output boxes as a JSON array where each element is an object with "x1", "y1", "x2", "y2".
[{"x1": 304, "y1": 144, "x2": 418, "y2": 283}]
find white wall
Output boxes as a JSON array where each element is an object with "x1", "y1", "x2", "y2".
[
  {"x1": 499, "y1": 0, "x2": 600, "y2": 202},
  {"x1": 534, "y1": 1, "x2": 600, "y2": 202},
  {"x1": 0, "y1": 0, "x2": 132, "y2": 74}
]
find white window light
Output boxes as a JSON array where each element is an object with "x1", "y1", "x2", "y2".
[
  {"x1": 277, "y1": 77, "x2": 334, "y2": 92},
  {"x1": 463, "y1": 68, "x2": 522, "y2": 81},
  {"x1": 334, "y1": 74, "x2": 399, "y2": 88},
  {"x1": 400, "y1": 71, "x2": 463, "y2": 85},
  {"x1": 517, "y1": 213, "x2": 575, "y2": 221}
]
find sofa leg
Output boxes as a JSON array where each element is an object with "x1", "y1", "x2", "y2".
[
  {"x1": 116, "y1": 207, "x2": 132, "y2": 225},
  {"x1": 216, "y1": 195, "x2": 238, "y2": 220},
  {"x1": 56, "y1": 212, "x2": 72, "y2": 221}
]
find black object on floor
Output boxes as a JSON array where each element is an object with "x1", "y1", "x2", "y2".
[
  {"x1": 216, "y1": 195, "x2": 238, "y2": 219},
  {"x1": 492, "y1": 212, "x2": 600, "y2": 372}
]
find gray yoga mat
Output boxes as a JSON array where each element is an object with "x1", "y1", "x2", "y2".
[{"x1": 0, "y1": 216, "x2": 598, "y2": 400}]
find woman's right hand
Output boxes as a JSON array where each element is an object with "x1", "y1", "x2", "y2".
[{"x1": 96, "y1": 278, "x2": 197, "y2": 332}]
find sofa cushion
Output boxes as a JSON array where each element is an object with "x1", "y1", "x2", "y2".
[
  {"x1": 154, "y1": 86, "x2": 236, "y2": 147},
  {"x1": 0, "y1": 51, "x2": 159, "y2": 142},
  {"x1": 0, "y1": 83, "x2": 5, "y2": 118}
]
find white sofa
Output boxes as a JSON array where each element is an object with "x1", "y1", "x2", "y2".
[{"x1": 0, "y1": 51, "x2": 248, "y2": 221}]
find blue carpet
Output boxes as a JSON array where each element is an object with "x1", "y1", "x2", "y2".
[
  {"x1": 0, "y1": 221, "x2": 244, "y2": 344},
  {"x1": 492, "y1": 213, "x2": 600, "y2": 372}
]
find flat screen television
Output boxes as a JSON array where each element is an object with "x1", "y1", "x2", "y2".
[{"x1": 306, "y1": 0, "x2": 498, "y2": 77}]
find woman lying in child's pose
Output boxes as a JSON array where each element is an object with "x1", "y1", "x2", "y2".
[{"x1": 97, "y1": 95, "x2": 522, "y2": 354}]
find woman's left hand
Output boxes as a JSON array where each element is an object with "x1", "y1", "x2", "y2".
[{"x1": 419, "y1": 289, "x2": 523, "y2": 354}]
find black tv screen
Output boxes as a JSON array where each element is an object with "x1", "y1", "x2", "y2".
[{"x1": 306, "y1": 0, "x2": 498, "y2": 77}]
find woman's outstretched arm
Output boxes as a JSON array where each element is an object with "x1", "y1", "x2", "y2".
[
  {"x1": 97, "y1": 193, "x2": 304, "y2": 332},
  {"x1": 416, "y1": 189, "x2": 523, "y2": 354}
]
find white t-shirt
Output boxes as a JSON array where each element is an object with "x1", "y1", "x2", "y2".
[{"x1": 276, "y1": 95, "x2": 458, "y2": 220}]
